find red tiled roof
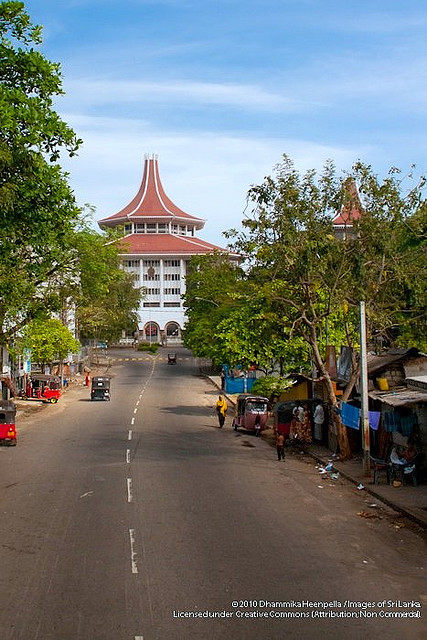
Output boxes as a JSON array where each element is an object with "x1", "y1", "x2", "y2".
[
  {"x1": 332, "y1": 178, "x2": 363, "y2": 226},
  {"x1": 118, "y1": 233, "x2": 238, "y2": 256},
  {"x1": 99, "y1": 155, "x2": 204, "y2": 227}
]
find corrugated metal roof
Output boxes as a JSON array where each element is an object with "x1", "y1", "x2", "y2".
[
  {"x1": 369, "y1": 386, "x2": 427, "y2": 407},
  {"x1": 367, "y1": 348, "x2": 420, "y2": 375}
]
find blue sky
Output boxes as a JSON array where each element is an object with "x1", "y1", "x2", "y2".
[{"x1": 26, "y1": 0, "x2": 426, "y2": 244}]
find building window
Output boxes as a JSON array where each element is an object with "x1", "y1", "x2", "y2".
[
  {"x1": 163, "y1": 302, "x2": 181, "y2": 307},
  {"x1": 158, "y1": 223, "x2": 167, "y2": 233},
  {"x1": 144, "y1": 273, "x2": 160, "y2": 281},
  {"x1": 123, "y1": 259, "x2": 140, "y2": 268},
  {"x1": 145, "y1": 288, "x2": 160, "y2": 295},
  {"x1": 164, "y1": 273, "x2": 180, "y2": 281},
  {"x1": 144, "y1": 260, "x2": 160, "y2": 267},
  {"x1": 124, "y1": 224, "x2": 132, "y2": 234},
  {"x1": 146, "y1": 224, "x2": 156, "y2": 233},
  {"x1": 164, "y1": 260, "x2": 180, "y2": 267},
  {"x1": 135, "y1": 223, "x2": 145, "y2": 233},
  {"x1": 179, "y1": 226, "x2": 186, "y2": 235},
  {"x1": 172, "y1": 224, "x2": 178, "y2": 234},
  {"x1": 143, "y1": 302, "x2": 160, "y2": 307},
  {"x1": 164, "y1": 288, "x2": 181, "y2": 295}
]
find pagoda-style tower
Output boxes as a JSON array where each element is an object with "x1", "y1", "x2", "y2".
[
  {"x1": 332, "y1": 178, "x2": 363, "y2": 239},
  {"x1": 99, "y1": 154, "x2": 236, "y2": 343}
]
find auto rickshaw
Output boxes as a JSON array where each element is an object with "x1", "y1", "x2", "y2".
[
  {"x1": 91, "y1": 376, "x2": 111, "y2": 401},
  {"x1": 23, "y1": 375, "x2": 62, "y2": 404},
  {"x1": 167, "y1": 353, "x2": 177, "y2": 365},
  {"x1": 0, "y1": 400, "x2": 17, "y2": 446},
  {"x1": 232, "y1": 395, "x2": 269, "y2": 433}
]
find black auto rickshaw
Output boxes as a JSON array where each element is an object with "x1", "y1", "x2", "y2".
[
  {"x1": 0, "y1": 400, "x2": 17, "y2": 446},
  {"x1": 167, "y1": 353, "x2": 177, "y2": 365},
  {"x1": 91, "y1": 376, "x2": 111, "y2": 401}
]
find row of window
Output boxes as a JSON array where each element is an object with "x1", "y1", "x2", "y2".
[
  {"x1": 125, "y1": 275, "x2": 182, "y2": 283},
  {"x1": 143, "y1": 302, "x2": 181, "y2": 308},
  {"x1": 144, "y1": 288, "x2": 181, "y2": 296},
  {"x1": 124, "y1": 223, "x2": 196, "y2": 236},
  {"x1": 123, "y1": 259, "x2": 182, "y2": 269}
]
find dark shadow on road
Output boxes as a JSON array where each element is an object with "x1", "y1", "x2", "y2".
[{"x1": 161, "y1": 405, "x2": 212, "y2": 417}]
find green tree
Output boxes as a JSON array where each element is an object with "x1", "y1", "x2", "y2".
[
  {"x1": 0, "y1": 1, "x2": 82, "y2": 344},
  {"x1": 71, "y1": 224, "x2": 142, "y2": 343},
  {"x1": 18, "y1": 318, "x2": 80, "y2": 368},
  {"x1": 229, "y1": 156, "x2": 425, "y2": 459}
]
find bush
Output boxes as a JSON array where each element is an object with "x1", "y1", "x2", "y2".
[
  {"x1": 137, "y1": 341, "x2": 158, "y2": 354},
  {"x1": 251, "y1": 376, "x2": 293, "y2": 399}
]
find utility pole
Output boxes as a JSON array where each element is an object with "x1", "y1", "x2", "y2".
[{"x1": 359, "y1": 301, "x2": 370, "y2": 475}]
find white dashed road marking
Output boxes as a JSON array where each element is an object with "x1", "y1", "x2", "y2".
[
  {"x1": 133, "y1": 407, "x2": 138, "y2": 414},
  {"x1": 131, "y1": 417, "x2": 135, "y2": 425},
  {"x1": 129, "y1": 528, "x2": 138, "y2": 574},
  {"x1": 127, "y1": 478, "x2": 133, "y2": 503},
  {"x1": 128, "y1": 429, "x2": 133, "y2": 440},
  {"x1": 126, "y1": 449, "x2": 131, "y2": 464}
]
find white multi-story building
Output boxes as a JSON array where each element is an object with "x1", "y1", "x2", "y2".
[{"x1": 99, "y1": 154, "x2": 237, "y2": 344}]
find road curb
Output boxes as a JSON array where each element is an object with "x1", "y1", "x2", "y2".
[{"x1": 204, "y1": 372, "x2": 426, "y2": 530}]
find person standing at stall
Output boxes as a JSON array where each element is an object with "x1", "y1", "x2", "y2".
[
  {"x1": 313, "y1": 402, "x2": 324, "y2": 441},
  {"x1": 215, "y1": 396, "x2": 227, "y2": 428}
]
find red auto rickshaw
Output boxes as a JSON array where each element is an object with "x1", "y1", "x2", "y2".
[
  {"x1": 232, "y1": 395, "x2": 269, "y2": 433},
  {"x1": 24, "y1": 375, "x2": 62, "y2": 404},
  {"x1": 0, "y1": 401, "x2": 17, "y2": 446}
]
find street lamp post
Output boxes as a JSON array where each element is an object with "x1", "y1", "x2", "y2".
[{"x1": 359, "y1": 301, "x2": 371, "y2": 475}]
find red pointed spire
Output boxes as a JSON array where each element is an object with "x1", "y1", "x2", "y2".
[
  {"x1": 332, "y1": 178, "x2": 363, "y2": 226},
  {"x1": 99, "y1": 155, "x2": 204, "y2": 228}
]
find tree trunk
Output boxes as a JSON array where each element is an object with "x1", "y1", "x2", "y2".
[{"x1": 309, "y1": 329, "x2": 352, "y2": 460}]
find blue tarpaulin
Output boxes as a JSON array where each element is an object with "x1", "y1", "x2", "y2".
[
  {"x1": 225, "y1": 376, "x2": 256, "y2": 394},
  {"x1": 341, "y1": 402, "x2": 360, "y2": 430},
  {"x1": 368, "y1": 411, "x2": 381, "y2": 431}
]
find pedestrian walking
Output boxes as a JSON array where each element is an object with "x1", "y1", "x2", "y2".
[
  {"x1": 220, "y1": 370, "x2": 225, "y2": 391},
  {"x1": 276, "y1": 431, "x2": 285, "y2": 460},
  {"x1": 215, "y1": 395, "x2": 227, "y2": 428}
]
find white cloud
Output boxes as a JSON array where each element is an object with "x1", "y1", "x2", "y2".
[{"x1": 63, "y1": 78, "x2": 308, "y2": 112}]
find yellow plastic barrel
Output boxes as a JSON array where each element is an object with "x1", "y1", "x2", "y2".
[{"x1": 377, "y1": 378, "x2": 389, "y2": 391}]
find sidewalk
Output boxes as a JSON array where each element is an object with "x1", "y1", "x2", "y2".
[
  {"x1": 207, "y1": 375, "x2": 427, "y2": 529},
  {"x1": 308, "y1": 444, "x2": 427, "y2": 529}
]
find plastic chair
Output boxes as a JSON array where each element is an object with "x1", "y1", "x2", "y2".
[{"x1": 370, "y1": 456, "x2": 391, "y2": 485}]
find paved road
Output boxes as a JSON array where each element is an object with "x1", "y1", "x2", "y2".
[{"x1": 0, "y1": 348, "x2": 425, "y2": 640}]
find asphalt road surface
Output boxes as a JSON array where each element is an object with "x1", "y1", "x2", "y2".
[{"x1": 0, "y1": 348, "x2": 425, "y2": 640}]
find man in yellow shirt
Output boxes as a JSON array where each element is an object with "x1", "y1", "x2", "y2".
[{"x1": 215, "y1": 395, "x2": 227, "y2": 428}]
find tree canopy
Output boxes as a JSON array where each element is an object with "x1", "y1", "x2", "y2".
[
  {"x1": 0, "y1": 3, "x2": 141, "y2": 347},
  {"x1": 0, "y1": 1, "x2": 82, "y2": 344},
  {"x1": 17, "y1": 318, "x2": 80, "y2": 366},
  {"x1": 184, "y1": 155, "x2": 426, "y2": 459}
]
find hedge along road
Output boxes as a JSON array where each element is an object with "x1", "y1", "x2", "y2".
[{"x1": 0, "y1": 346, "x2": 424, "y2": 640}]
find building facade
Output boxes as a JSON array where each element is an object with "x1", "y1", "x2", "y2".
[{"x1": 99, "y1": 155, "x2": 236, "y2": 343}]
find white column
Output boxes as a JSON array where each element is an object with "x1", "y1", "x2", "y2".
[
  {"x1": 139, "y1": 258, "x2": 143, "y2": 287},
  {"x1": 180, "y1": 259, "x2": 186, "y2": 304},
  {"x1": 160, "y1": 259, "x2": 164, "y2": 308}
]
